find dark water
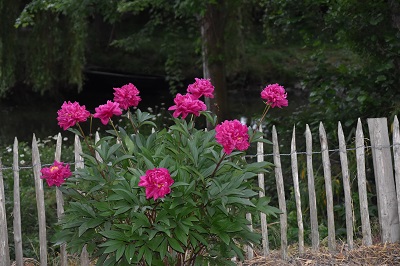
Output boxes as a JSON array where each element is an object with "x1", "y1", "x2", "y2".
[
  {"x1": 0, "y1": 70, "x2": 173, "y2": 145},
  {"x1": 0, "y1": 70, "x2": 307, "y2": 146}
]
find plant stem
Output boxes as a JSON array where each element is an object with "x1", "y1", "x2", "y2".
[
  {"x1": 210, "y1": 153, "x2": 227, "y2": 178},
  {"x1": 76, "y1": 122, "x2": 108, "y2": 180},
  {"x1": 127, "y1": 110, "x2": 139, "y2": 134},
  {"x1": 109, "y1": 119, "x2": 135, "y2": 168}
]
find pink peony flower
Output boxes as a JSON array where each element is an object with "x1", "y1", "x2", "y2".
[
  {"x1": 168, "y1": 93, "x2": 207, "y2": 119},
  {"x1": 57, "y1": 101, "x2": 91, "y2": 130},
  {"x1": 93, "y1": 101, "x2": 122, "y2": 125},
  {"x1": 40, "y1": 161, "x2": 72, "y2": 187},
  {"x1": 215, "y1": 120, "x2": 250, "y2": 155},
  {"x1": 187, "y1": 78, "x2": 215, "y2": 99},
  {"x1": 261, "y1": 83, "x2": 288, "y2": 108},
  {"x1": 138, "y1": 168, "x2": 174, "y2": 200},
  {"x1": 113, "y1": 83, "x2": 142, "y2": 110}
]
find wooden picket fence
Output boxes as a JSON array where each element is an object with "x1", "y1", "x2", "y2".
[{"x1": 1, "y1": 117, "x2": 400, "y2": 265}]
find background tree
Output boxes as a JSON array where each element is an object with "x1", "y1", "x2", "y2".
[{"x1": 261, "y1": 0, "x2": 400, "y2": 133}]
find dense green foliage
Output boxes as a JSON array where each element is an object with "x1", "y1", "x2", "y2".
[
  {"x1": 53, "y1": 99, "x2": 279, "y2": 265},
  {"x1": 262, "y1": 0, "x2": 400, "y2": 132}
]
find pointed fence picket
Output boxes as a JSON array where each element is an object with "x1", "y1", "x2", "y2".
[
  {"x1": 13, "y1": 138, "x2": 23, "y2": 266},
  {"x1": 55, "y1": 134, "x2": 67, "y2": 266},
  {"x1": 257, "y1": 125, "x2": 269, "y2": 256},
  {"x1": 338, "y1": 122, "x2": 354, "y2": 249},
  {"x1": 1, "y1": 117, "x2": 400, "y2": 263},
  {"x1": 32, "y1": 134, "x2": 48, "y2": 266},
  {"x1": 0, "y1": 158, "x2": 10, "y2": 266},
  {"x1": 290, "y1": 127, "x2": 304, "y2": 254},
  {"x1": 272, "y1": 126, "x2": 288, "y2": 260},
  {"x1": 305, "y1": 124, "x2": 320, "y2": 251}
]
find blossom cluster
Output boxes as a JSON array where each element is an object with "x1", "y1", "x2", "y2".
[
  {"x1": 40, "y1": 161, "x2": 72, "y2": 187},
  {"x1": 215, "y1": 120, "x2": 250, "y2": 154},
  {"x1": 168, "y1": 78, "x2": 214, "y2": 119},
  {"x1": 261, "y1": 83, "x2": 288, "y2": 108},
  {"x1": 56, "y1": 83, "x2": 142, "y2": 129},
  {"x1": 138, "y1": 168, "x2": 174, "y2": 200},
  {"x1": 48, "y1": 78, "x2": 287, "y2": 200}
]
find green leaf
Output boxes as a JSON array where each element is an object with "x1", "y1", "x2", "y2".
[
  {"x1": 115, "y1": 244, "x2": 126, "y2": 262},
  {"x1": 147, "y1": 235, "x2": 164, "y2": 251},
  {"x1": 104, "y1": 242, "x2": 124, "y2": 254},
  {"x1": 69, "y1": 202, "x2": 96, "y2": 218},
  {"x1": 191, "y1": 232, "x2": 208, "y2": 246},
  {"x1": 112, "y1": 154, "x2": 135, "y2": 166},
  {"x1": 227, "y1": 197, "x2": 255, "y2": 207},
  {"x1": 114, "y1": 206, "x2": 131, "y2": 216},
  {"x1": 168, "y1": 237, "x2": 184, "y2": 253},
  {"x1": 159, "y1": 239, "x2": 168, "y2": 259},
  {"x1": 174, "y1": 225, "x2": 188, "y2": 245},
  {"x1": 106, "y1": 143, "x2": 122, "y2": 160},
  {"x1": 78, "y1": 218, "x2": 103, "y2": 237},
  {"x1": 99, "y1": 230, "x2": 128, "y2": 241},
  {"x1": 144, "y1": 246, "x2": 153, "y2": 266},
  {"x1": 125, "y1": 243, "x2": 135, "y2": 264}
]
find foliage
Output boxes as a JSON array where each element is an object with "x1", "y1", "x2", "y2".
[
  {"x1": 52, "y1": 83, "x2": 282, "y2": 265},
  {"x1": 262, "y1": 0, "x2": 400, "y2": 137}
]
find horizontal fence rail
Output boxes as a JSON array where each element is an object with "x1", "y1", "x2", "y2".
[{"x1": 1, "y1": 117, "x2": 400, "y2": 264}]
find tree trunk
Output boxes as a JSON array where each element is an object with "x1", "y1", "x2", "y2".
[{"x1": 201, "y1": 1, "x2": 229, "y2": 122}]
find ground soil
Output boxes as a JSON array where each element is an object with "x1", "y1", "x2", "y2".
[{"x1": 243, "y1": 242, "x2": 400, "y2": 266}]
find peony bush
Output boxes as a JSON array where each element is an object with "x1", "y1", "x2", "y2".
[{"x1": 50, "y1": 79, "x2": 287, "y2": 265}]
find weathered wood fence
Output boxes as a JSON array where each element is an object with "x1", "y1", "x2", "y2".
[{"x1": 1, "y1": 117, "x2": 400, "y2": 265}]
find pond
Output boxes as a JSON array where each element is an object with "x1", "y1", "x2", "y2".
[{"x1": 0, "y1": 70, "x2": 308, "y2": 146}]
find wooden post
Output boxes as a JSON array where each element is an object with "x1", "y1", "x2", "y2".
[
  {"x1": 32, "y1": 134, "x2": 48, "y2": 266},
  {"x1": 319, "y1": 122, "x2": 336, "y2": 252},
  {"x1": 306, "y1": 124, "x2": 319, "y2": 250},
  {"x1": 55, "y1": 134, "x2": 67, "y2": 266},
  {"x1": 393, "y1": 116, "x2": 400, "y2": 228},
  {"x1": 338, "y1": 122, "x2": 354, "y2": 249},
  {"x1": 245, "y1": 213, "x2": 254, "y2": 260},
  {"x1": 367, "y1": 118, "x2": 400, "y2": 242},
  {"x1": 0, "y1": 158, "x2": 11, "y2": 266},
  {"x1": 75, "y1": 135, "x2": 90, "y2": 265},
  {"x1": 291, "y1": 126, "x2": 304, "y2": 254},
  {"x1": 355, "y1": 119, "x2": 372, "y2": 246},
  {"x1": 13, "y1": 138, "x2": 23, "y2": 266},
  {"x1": 257, "y1": 125, "x2": 269, "y2": 256},
  {"x1": 272, "y1": 126, "x2": 288, "y2": 260}
]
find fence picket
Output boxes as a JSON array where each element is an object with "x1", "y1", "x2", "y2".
[
  {"x1": 355, "y1": 119, "x2": 372, "y2": 246},
  {"x1": 32, "y1": 134, "x2": 47, "y2": 266},
  {"x1": 338, "y1": 122, "x2": 354, "y2": 250},
  {"x1": 272, "y1": 126, "x2": 288, "y2": 259},
  {"x1": 75, "y1": 135, "x2": 90, "y2": 265},
  {"x1": 367, "y1": 118, "x2": 400, "y2": 242},
  {"x1": 246, "y1": 213, "x2": 254, "y2": 260},
  {"x1": 55, "y1": 134, "x2": 67, "y2": 266},
  {"x1": 319, "y1": 122, "x2": 336, "y2": 252},
  {"x1": 95, "y1": 132, "x2": 102, "y2": 162},
  {"x1": 306, "y1": 124, "x2": 319, "y2": 250},
  {"x1": 393, "y1": 116, "x2": 400, "y2": 226},
  {"x1": 13, "y1": 138, "x2": 23, "y2": 266},
  {"x1": 290, "y1": 126, "x2": 304, "y2": 254},
  {"x1": 257, "y1": 125, "x2": 269, "y2": 256},
  {"x1": 0, "y1": 158, "x2": 10, "y2": 266}
]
